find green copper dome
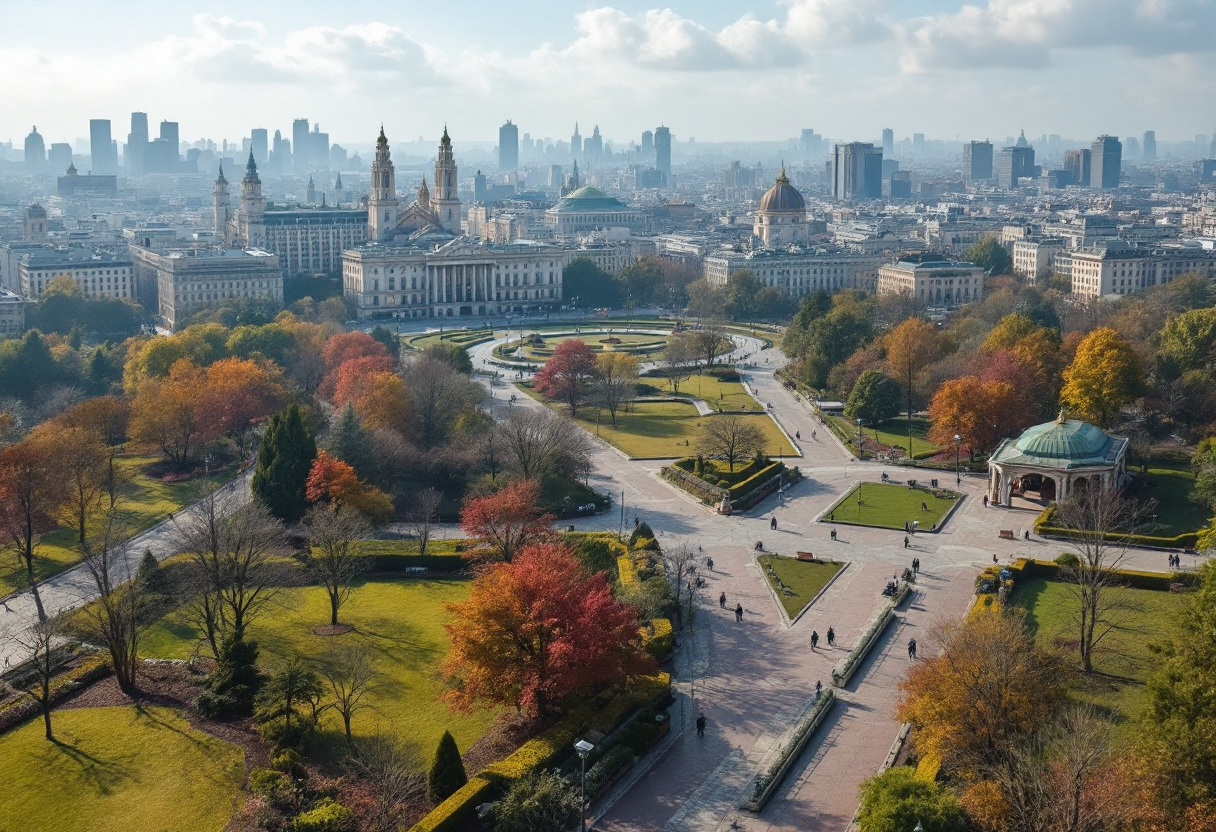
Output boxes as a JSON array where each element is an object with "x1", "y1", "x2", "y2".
[
  {"x1": 551, "y1": 186, "x2": 630, "y2": 213},
  {"x1": 990, "y1": 414, "x2": 1126, "y2": 470}
]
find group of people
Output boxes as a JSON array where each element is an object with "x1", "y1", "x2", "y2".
[
  {"x1": 1168, "y1": 553, "x2": 1184, "y2": 568},
  {"x1": 810, "y1": 626, "x2": 836, "y2": 650},
  {"x1": 720, "y1": 592, "x2": 745, "y2": 622}
]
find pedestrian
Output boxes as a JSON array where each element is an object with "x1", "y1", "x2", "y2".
[
  {"x1": 720, "y1": 591, "x2": 727, "y2": 608},
  {"x1": 908, "y1": 638, "x2": 917, "y2": 659},
  {"x1": 921, "y1": 500, "x2": 928, "y2": 511},
  {"x1": 815, "y1": 680, "x2": 822, "y2": 699},
  {"x1": 813, "y1": 430, "x2": 817, "y2": 440},
  {"x1": 735, "y1": 603, "x2": 744, "y2": 622},
  {"x1": 983, "y1": 495, "x2": 989, "y2": 508},
  {"x1": 914, "y1": 557, "x2": 920, "y2": 574},
  {"x1": 796, "y1": 431, "x2": 801, "y2": 440},
  {"x1": 1024, "y1": 530, "x2": 1029, "y2": 540},
  {"x1": 904, "y1": 536, "x2": 909, "y2": 549},
  {"x1": 827, "y1": 626, "x2": 835, "y2": 647},
  {"x1": 771, "y1": 517, "x2": 778, "y2": 531},
  {"x1": 707, "y1": 557, "x2": 714, "y2": 571},
  {"x1": 811, "y1": 630, "x2": 819, "y2": 650},
  {"x1": 830, "y1": 528, "x2": 837, "y2": 541},
  {"x1": 696, "y1": 712, "x2": 706, "y2": 737},
  {"x1": 993, "y1": 553, "x2": 999, "y2": 564}
]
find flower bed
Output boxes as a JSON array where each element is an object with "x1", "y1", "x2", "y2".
[
  {"x1": 741, "y1": 689, "x2": 837, "y2": 812},
  {"x1": 831, "y1": 583, "x2": 910, "y2": 688}
]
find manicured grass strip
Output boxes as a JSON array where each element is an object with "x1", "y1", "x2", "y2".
[
  {"x1": 648, "y1": 373, "x2": 757, "y2": 411},
  {"x1": 1013, "y1": 576, "x2": 1180, "y2": 741},
  {"x1": 825, "y1": 482, "x2": 959, "y2": 531},
  {"x1": 758, "y1": 555, "x2": 845, "y2": 620},
  {"x1": 141, "y1": 577, "x2": 493, "y2": 760},
  {"x1": 829, "y1": 415, "x2": 939, "y2": 458},
  {"x1": 0, "y1": 705, "x2": 243, "y2": 832},
  {"x1": 0, "y1": 453, "x2": 234, "y2": 597},
  {"x1": 1140, "y1": 465, "x2": 1207, "y2": 536},
  {"x1": 574, "y1": 402, "x2": 795, "y2": 459}
]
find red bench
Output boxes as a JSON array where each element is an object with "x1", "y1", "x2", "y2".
[
  {"x1": 796, "y1": 552, "x2": 817, "y2": 562},
  {"x1": 998, "y1": 530, "x2": 1015, "y2": 540}
]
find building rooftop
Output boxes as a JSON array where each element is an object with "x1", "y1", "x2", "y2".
[
  {"x1": 990, "y1": 415, "x2": 1126, "y2": 470},
  {"x1": 550, "y1": 186, "x2": 633, "y2": 213}
]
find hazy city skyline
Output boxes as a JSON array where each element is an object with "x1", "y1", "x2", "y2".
[{"x1": 5, "y1": 0, "x2": 1216, "y2": 147}]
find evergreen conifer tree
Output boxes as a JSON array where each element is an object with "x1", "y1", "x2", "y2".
[
  {"x1": 427, "y1": 729, "x2": 468, "y2": 804},
  {"x1": 252, "y1": 403, "x2": 317, "y2": 522},
  {"x1": 326, "y1": 403, "x2": 373, "y2": 480}
]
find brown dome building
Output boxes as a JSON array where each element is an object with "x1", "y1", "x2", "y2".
[{"x1": 753, "y1": 166, "x2": 809, "y2": 248}]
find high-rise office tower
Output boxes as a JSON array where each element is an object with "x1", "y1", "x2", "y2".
[
  {"x1": 1063, "y1": 149, "x2": 1091, "y2": 186},
  {"x1": 912, "y1": 133, "x2": 925, "y2": 155},
  {"x1": 250, "y1": 128, "x2": 268, "y2": 166},
  {"x1": 641, "y1": 130, "x2": 654, "y2": 158},
  {"x1": 127, "y1": 112, "x2": 149, "y2": 176},
  {"x1": 499, "y1": 120, "x2": 519, "y2": 171},
  {"x1": 1124, "y1": 137, "x2": 1140, "y2": 160},
  {"x1": 48, "y1": 143, "x2": 73, "y2": 174},
  {"x1": 24, "y1": 126, "x2": 46, "y2": 174},
  {"x1": 1143, "y1": 130, "x2": 1156, "y2": 162},
  {"x1": 654, "y1": 126, "x2": 671, "y2": 184},
  {"x1": 963, "y1": 141, "x2": 993, "y2": 183},
  {"x1": 1091, "y1": 135, "x2": 1122, "y2": 189},
  {"x1": 584, "y1": 125, "x2": 603, "y2": 163},
  {"x1": 310, "y1": 125, "x2": 330, "y2": 170},
  {"x1": 571, "y1": 123, "x2": 582, "y2": 158},
  {"x1": 293, "y1": 118, "x2": 310, "y2": 171},
  {"x1": 832, "y1": 142, "x2": 883, "y2": 200},
  {"x1": 159, "y1": 121, "x2": 179, "y2": 164},
  {"x1": 996, "y1": 145, "x2": 1035, "y2": 188},
  {"x1": 882, "y1": 128, "x2": 894, "y2": 157},
  {"x1": 89, "y1": 119, "x2": 117, "y2": 175}
]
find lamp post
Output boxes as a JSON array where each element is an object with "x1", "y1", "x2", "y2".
[
  {"x1": 954, "y1": 434, "x2": 962, "y2": 485},
  {"x1": 575, "y1": 739, "x2": 595, "y2": 832},
  {"x1": 856, "y1": 418, "x2": 863, "y2": 460}
]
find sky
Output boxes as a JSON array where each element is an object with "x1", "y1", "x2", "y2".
[{"x1": 5, "y1": 0, "x2": 1215, "y2": 150}]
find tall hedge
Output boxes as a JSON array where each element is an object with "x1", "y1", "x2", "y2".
[
  {"x1": 252, "y1": 403, "x2": 317, "y2": 522},
  {"x1": 427, "y1": 730, "x2": 468, "y2": 805}
]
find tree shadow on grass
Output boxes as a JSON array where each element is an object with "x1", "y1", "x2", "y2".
[{"x1": 50, "y1": 735, "x2": 133, "y2": 796}]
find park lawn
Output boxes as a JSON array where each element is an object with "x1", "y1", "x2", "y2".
[
  {"x1": 0, "y1": 705, "x2": 243, "y2": 832},
  {"x1": 829, "y1": 414, "x2": 939, "y2": 459},
  {"x1": 826, "y1": 482, "x2": 959, "y2": 531},
  {"x1": 0, "y1": 453, "x2": 232, "y2": 597},
  {"x1": 1141, "y1": 464, "x2": 1208, "y2": 536},
  {"x1": 1014, "y1": 576, "x2": 1181, "y2": 740},
  {"x1": 758, "y1": 555, "x2": 846, "y2": 620},
  {"x1": 140, "y1": 577, "x2": 494, "y2": 761},
  {"x1": 650, "y1": 373, "x2": 757, "y2": 411},
  {"x1": 562, "y1": 400, "x2": 795, "y2": 459}
]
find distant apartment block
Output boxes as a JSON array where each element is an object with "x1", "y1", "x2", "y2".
[
  {"x1": 131, "y1": 245, "x2": 282, "y2": 330},
  {"x1": 1066, "y1": 242, "x2": 1216, "y2": 300},
  {"x1": 877, "y1": 257, "x2": 986, "y2": 307},
  {"x1": 0, "y1": 288, "x2": 25, "y2": 338}
]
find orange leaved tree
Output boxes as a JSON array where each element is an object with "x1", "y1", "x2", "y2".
[
  {"x1": 305, "y1": 451, "x2": 393, "y2": 525},
  {"x1": 442, "y1": 542, "x2": 653, "y2": 717},
  {"x1": 459, "y1": 479, "x2": 553, "y2": 562}
]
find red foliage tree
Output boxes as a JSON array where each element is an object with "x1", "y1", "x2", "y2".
[
  {"x1": 322, "y1": 353, "x2": 396, "y2": 403},
  {"x1": 201, "y1": 357, "x2": 286, "y2": 457},
  {"x1": 459, "y1": 479, "x2": 553, "y2": 562},
  {"x1": 322, "y1": 330, "x2": 391, "y2": 374},
  {"x1": 305, "y1": 451, "x2": 393, "y2": 524},
  {"x1": 332, "y1": 365, "x2": 409, "y2": 433},
  {"x1": 533, "y1": 339, "x2": 597, "y2": 416},
  {"x1": 442, "y1": 542, "x2": 653, "y2": 716}
]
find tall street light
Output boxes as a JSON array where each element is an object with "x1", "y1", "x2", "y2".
[
  {"x1": 575, "y1": 739, "x2": 595, "y2": 832},
  {"x1": 954, "y1": 434, "x2": 963, "y2": 485},
  {"x1": 856, "y1": 418, "x2": 863, "y2": 460}
]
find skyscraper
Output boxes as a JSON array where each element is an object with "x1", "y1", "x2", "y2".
[
  {"x1": 499, "y1": 120, "x2": 519, "y2": 171},
  {"x1": 571, "y1": 123, "x2": 582, "y2": 158},
  {"x1": 1064, "y1": 149, "x2": 1091, "y2": 187},
  {"x1": 963, "y1": 141, "x2": 993, "y2": 184},
  {"x1": 832, "y1": 142, "x2": 883, "y2": 200},
  {"x1": 89, "y1": 119, "x2": 117, "y2": 175},
  {"x1": 996, "y1": 145, "x2": 1035, "y2": 188},
  {"x1": 1091, "y1": 135, "x2": 1122, "y2": 189},
  {"x1": 127, "y1": 112, "x2": 149, "y2": 176},
  {"x1": 654, "y1": 126, "x2": 671, "y2": 185},
  {"x1": 24, "y1": 126, "x2": 45, "y2": 174},
  {"x1": 250, "y1": 128, "x2": 268, "y2": 166},
  {"x1": 48, "y1": 143, "x2": 73, "y2": 174},
  {"x1": 584, "y1": 125, "x2": 603, "y2": 163},
  {"x1": 1142, "y1": 130, "x2": 1156, "y2": 163},
  {"x1": 912, "y1": 133, "x2": 925, "y2": 155},
  {"x1": 159, "y1": 121, "x2": 179, "y2": 164},
  {"x1": 882, "y1": 128, "x2": 894, "y2": 157},
  {"x1": 641, "y1": 130, "x2": 654, "y2": 158},
  {"x1": 293, "y1": 118, "x2": 310, "y2": 171}
]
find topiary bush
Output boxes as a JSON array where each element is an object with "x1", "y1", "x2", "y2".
[
  {"x1": 427, "y1": 730, "x2": 468, "y2": 805},
  {"x1": 288, "y1": 797, "x2": 354, "y2": 832},
  {"x1": 628, "y1": 521, "x2": 655, "y2": 548},
  {"x1": 1054, "y1": 552, "x2": 1081, "y2": 568},
  {"x1": 488, "y1": 770, "x2": 579, "y2": 832}
]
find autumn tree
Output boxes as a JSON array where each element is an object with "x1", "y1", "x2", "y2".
[
  {"x1": 79, "y1": 512, "x2": 145, "y2": 692},
  {"x1": 442, "y1": 542, "x2": 653, "y2": 716},
  {"x1": 55, "y1": 395, "x2": 129, "y2": 509},
  {"x1": 898, "y1": 608, "x2": 1067, "y2": 779},
  {"x1": 252, "y1": 403, "x2": 317, "y2": 522},
  {"x1": 460, "y1": 479, "x2": 553, "y2": 562},
  {"x1": 29, "y1": 424, "x2": 106, "y2": 544},
  {"x1": 886, "y1": 317, "x2": 946, "y2": 453},
  {"x1": 202, "y1": 356, "x2": 285, "y2": 457},
  {"x1": 963, "y1": 235, "x2": 1012, "y2": 275},
  {"x1": 593, "y1": 352, "x2": 639, "y2": 428},
  {"x1": 856, "y1": 767, "x2": 968, "y2": 832},
  {"x1": 335, "y1": 367, "x2": 410, "y2": 434},
  {"x1": 845, "y1": 370, "x2": 902, "y2": 426},
  {"x1": 305, "y1": 450, "x2": 394, "y2": 525},
  {"x1": 406, "y1": 353, "x2": 484, "y2": 448},
  {"x1": 927, "y1": 376, "x2": 1020, "y2": 455},
  {"x1": 533, "y1": 339, "x2": 598, "y2": 416},
  {"x1": 661, "y1": 332, "x2": 699, "y2": 394},
  {"x1": 13, "y1": 617, "x2": 63, "y2": 740},
  {"x1": 301, "y1": 503, "x2": 370, "y2": 626},
  {"x1": 0, "y1": 440, "x2": 66, "y2": 620},
  {"x1": 322, "y1": 330, "x2": 391, "y2": 375},
  {"x1": 1060, "y1": 327, "x2": 1146, "y2": 428},
  {"x1": 695, "y1": 416, "x2": 765, "y2": 472},
  {"x1": 129, "y1": 358, "x2": 213, "y2": 469},
  {"x1": 688, "y1": 321, "x2": 729, "y2": 369},
  {"x1": 494, "y1": 407, "x2": 593, "y2": 483}
]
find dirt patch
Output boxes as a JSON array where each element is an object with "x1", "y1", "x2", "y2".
[
  {"x1": 460, "y1": 710, "x2": 557, "y2": 776},
  {"x1": 312, "y1": 624, "x2": 355, "y2": 636}
]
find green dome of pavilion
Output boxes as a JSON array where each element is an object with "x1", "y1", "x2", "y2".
[{"x1": 990, "y1": 413, "x2": 1124, "y2": 469}]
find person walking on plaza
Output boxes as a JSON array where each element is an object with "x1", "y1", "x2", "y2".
[
  {"x1": 696, "y1": 712, "x2": 706, "y2": 737},
  {"x1": 912, "y1": 557, "x2": 920, "y2": 574},
  {"x1": 735, "y1": 603, "x2": 744, "y2": 622},
  {"x1": 815, "y1": 680, "x2": 822, "y2": 699},
  {"x1": 908, "y1": 638, "x2": 917, "y2": 659},
  {"x1": 904, "y1": 535, "x2": 909, "y2": 548},
  {"x1": 827, "y1": 626, "x2": 835, "y2": 647},
  {"x1": 811, "y1": 630, "x2": 819, "y2": 650},
  {"x1": 771, "y1": 516, "x2": 778, "y2": 531},
  {"x1": 830, "y1": 528, "x2": 837, "y2": 541},
  {"x1": 720, "y1": 591, "x2": 727, "y2": 609}
]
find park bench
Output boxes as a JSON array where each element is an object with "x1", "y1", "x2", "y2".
[
  {"x1": 796, "y1": 552, "x2": 817, "y2": 562},
  {"x1": 998, "y1": 530, "x2": 1015, "y2": 540}
]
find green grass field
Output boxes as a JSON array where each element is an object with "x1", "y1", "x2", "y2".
[
  {"x1": 1140, "y1": 464, "x2": 1208, "y2": 535},
  {"x1": 825, "y1": 482, "x2": 959, "y2": 531},
  {"x1": 1014, "y1": 577, "x2": 1181, "y2": 739},
  {"x1": 829, "y1": 414, "x2": 939, "y2": 459},
  {"x1": 141, "y1": 577, "x2": 494, "y2": 759},
  {"x1": 758, "y1": 555, "x2": 846, "y2": 619},
  {"x1": 648, "y1": 373, "x2": 758, "y2": 411},
  {"x1": 0, "y1": 454, "x2": 233, "y2": 597},
  {"x1": 0, "y1": 705, "x2": 243, "y2": 832},
  {"x1": 567, "y1": 401, "x2": 795, "y2": 459}
]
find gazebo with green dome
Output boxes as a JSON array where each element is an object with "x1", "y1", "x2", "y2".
[{"x1": 987, "y1": 412, "x2": 1129, "y2": 506}]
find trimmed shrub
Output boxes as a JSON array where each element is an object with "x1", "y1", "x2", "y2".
[
  {"x1": 489, "y1": 770, "x2": 580, "y2": 832},
  {"x1": 629, "y1": 521, "x2": 655, "y2": 548},
  {"x1": 646, "y1": 618, "x2": 674, "y2": 661},
  {"x1": 289, "y1": 797, "x2": 354, "y2": 832},
  {"x1": 409, "y1": 776, "x2": 496, "y2": 832},
  {"x1": 427, "y1": 730, "x2": 468, "y2": 805},
  {"x1": 1054, "y1": 553, "x2": 1080, "y2": 568}
]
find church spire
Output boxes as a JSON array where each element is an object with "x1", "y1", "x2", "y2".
[
  {"x1": 246, "y1": 150, "x2": 258, "y2": 176},
  {"x1": 216, "y1": 162, "x2": 227, "y2": 185}
]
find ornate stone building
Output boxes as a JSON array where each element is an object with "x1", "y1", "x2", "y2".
[{"x1": 753, "y1": 167, "x2": 809, "y2": 248}]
